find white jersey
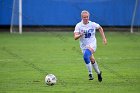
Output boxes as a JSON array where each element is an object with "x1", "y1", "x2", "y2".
[{"x1": 74, "y1": 21, "x2": 100, "y2": 52}]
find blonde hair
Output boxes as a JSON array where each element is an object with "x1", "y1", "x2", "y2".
[{"x1": 81, "y1": 10, "x2": 90, "y2": 17}]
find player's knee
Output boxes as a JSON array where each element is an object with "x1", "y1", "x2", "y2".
[
  {"x1": 83, "y1": 49, "x2": 92, "y2": 64},
  {"x1": 90, "y1": 57, "x2": 95, "y2": 64}
]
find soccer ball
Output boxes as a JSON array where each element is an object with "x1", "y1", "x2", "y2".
[{"x1": 45, "y1": 74, "x2": 57, "y2": 86}]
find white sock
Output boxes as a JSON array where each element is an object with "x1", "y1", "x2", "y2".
[
  {"x1": 92, "y1": 61, "x2": 100, "y2": 74},
  {"x1": 86, "y1": 63, "x2": 92, "y2": 75}
]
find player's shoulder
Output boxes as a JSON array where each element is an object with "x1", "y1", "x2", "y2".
[
  {"x1": 75, "y1": 21, "x2": 83, "y2": 28},
  {"x1": 76, "y1": 21, "x2": 82, "y2": 26},
  {"x1": 89, "y1": 21, "x2": 100, "y2": 27}
]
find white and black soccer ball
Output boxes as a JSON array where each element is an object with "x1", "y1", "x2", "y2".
[{"x1": 45, "y1": 74, "x2": 57, "y2": 86}]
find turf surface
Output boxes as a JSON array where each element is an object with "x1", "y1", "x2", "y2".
[{"x1": 0, "y1": 32, "x2": 140, "y2": 93}]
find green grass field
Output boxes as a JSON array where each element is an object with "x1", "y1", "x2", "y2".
[{"x1": 0, "y1": 32, "x2": 140, "y2": 93}]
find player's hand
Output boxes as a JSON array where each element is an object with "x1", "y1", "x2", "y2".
[
  {"x1": 103, "y1": 38, "x2": 107, "y2": 45},
  {"x1": 74, "y1": 32, "x2": 84, "y2": 40}
]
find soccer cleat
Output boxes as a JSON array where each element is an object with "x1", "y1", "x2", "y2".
[
  {"x1": 98, "y1": 71, "x2": 102, "y2": 82},
  {"x1": 89, "y1": 74, "x2": 94, "y2": 80}
]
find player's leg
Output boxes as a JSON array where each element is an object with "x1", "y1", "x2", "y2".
[
  {"x1": 90, "y1": 55, "x2": 100, "y2": 74},
  {"x1": 90, "y1": 55, "x2": 102, "y2": 82},
  {"x1": 83, "y1": 49, "x2": 93, "y2": 80}
]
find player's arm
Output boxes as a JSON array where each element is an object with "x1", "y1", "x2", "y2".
[
  {"x1": 74, "y1": 24, "x2": 83, "y2": 40},
  {"x1": 98, "y1": 26, "x2": 107, "y2": 45},
  {"x1": 74, "y1": 32, "x2": 83, "y2": 40}
]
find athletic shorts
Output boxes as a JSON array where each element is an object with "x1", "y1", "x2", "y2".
[{"x1": 81, "y1": 43, "x2": 97, "y2": 54}]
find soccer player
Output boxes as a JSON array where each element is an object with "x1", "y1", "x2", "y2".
[{"x1": 74, "y1": 10, "x2": 107, "y2": 82}]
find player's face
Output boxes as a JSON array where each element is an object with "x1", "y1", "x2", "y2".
[{"x1": 82, "y1": 13, "x2": 89, "y2": 24}]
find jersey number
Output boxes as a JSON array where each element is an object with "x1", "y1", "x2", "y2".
[{"x1": 85, "y1": 33, "x2": 91, "y2": 38}]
